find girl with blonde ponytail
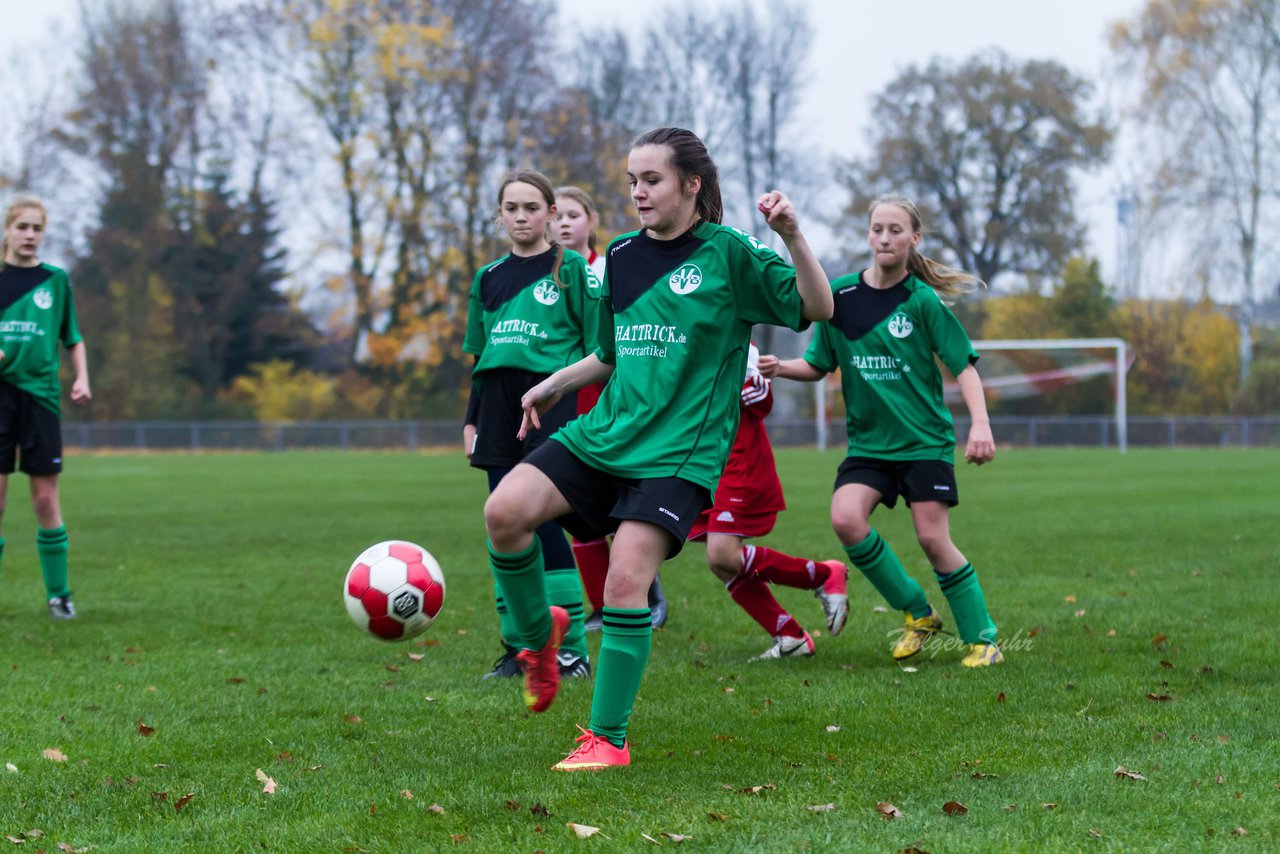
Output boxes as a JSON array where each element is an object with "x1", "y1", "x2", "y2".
[{"x1": 760, "y1": 195, "x2": 1004, "y2": 669}]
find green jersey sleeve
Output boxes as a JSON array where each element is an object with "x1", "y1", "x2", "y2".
[
  {"x1": 720, "y1": 227, "x2": 808, "y2": 332},
  {"x1": 592, "y1": 263, "x2": 617, "y2": 365},
  {"x1": 917, "y1": 288, "x2": 977, "y2": 376},
  {"x1": 803, "y1": 317, "x2": 839, "y2": 374}
]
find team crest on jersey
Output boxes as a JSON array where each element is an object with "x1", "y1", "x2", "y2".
[
  {"x1": 33, "y1": 288, "x2": 53, "y2": 310},
  {"x1": 669, "y1": 264, "x2": 703, "y2": 295},
  {"x1": 887, "y1": 312, "x2": 913, "y2": 339},
  {"x1": 533, "y1": 279, "x2": 560, "y2": 306}
]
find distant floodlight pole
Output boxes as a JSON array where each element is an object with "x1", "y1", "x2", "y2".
[{"x1": 975, "y1": 338, "x2": 1129, "y2": 453}]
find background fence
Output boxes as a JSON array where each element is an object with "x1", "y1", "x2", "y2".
[{"x1": 61, "y1": 416, "x2": 1280, "y2": 452}]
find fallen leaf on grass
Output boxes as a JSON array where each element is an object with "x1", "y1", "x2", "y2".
[
  {"x1": 567, "y1": 823, "x2": 600, "y2": 839},
  {"x1": 385, "y1": 665, "x2": 401, "y2": 673},
  {"x1": 642, "y1": 833, "x2": 660, "y2": 844},
  {"x1": 1088, "y1": 829, "x2": 1104, "y2": 838},
  {"x1": 428, "y1": 804, "x2": 445, "y2": 815},
  {"x1": 1003, "y1": 804, "x2": 1018, "y2": 812},
  {"x1": 530, "y1": 803, "x2": 550, "y2": 817},
  {"x1": 21, "y1": 832, "x2": 42, "y2": 840},
  {"x1": 343, "y1": 714, "x2": 362, "y2": 724},
  {"x1": 401, "y1": 789, "x2": 413, "y2": 799},
  {"x1": 503, "y1": 800, "x2": 520, "y2": 811},
  {"x1": 997, "y1": 692, "x2": 1006, "y2": 704},
  {"x1": 1114, "y1": 766, "x2": 1147, "y2": 781},
  {"x1": 806, "y1": 803, "x2": 835, "y2": 812},
  {"x1": 1160, "y1": 660, "x2": 1174, "y2": 669},
  {"x1": 826, "y1": 725, "x2": 841, "y2": 732},
  {"x1": 1234, "y1": 827, "x2": 1248, "y2": 836},
  {"x1": 173, "y1": 793, "x2": 194, "y2": 812},
  {"x1": 1073, "y1": 609, "x2": 1086, "y2": 618},
  {"x1": 876, "y1": 802, "x2": 903, "y2": 820},
  {"x1": 151, "y1": 791, "x2": 168, "y2": 804},
  {"x1": 56, "y1": 843, "x2": 93, "y2": 853},
  {"x1": 1042, "y1": 803, "x2": 1058, "y2": 810},
  {"x1": 661, "y1": 832, "x2": 691, "y2": 842},
  {"x1": 706, "y1": 812, "x2": 727, "y2": 822},
  {"x1": 872, "y1": 606, "x2": 888, "y2": 613},
  {"x1": 1216, "y1": 735, "x2": 1229, "y2": 745},
  {"x1": 5, "y1": 763, "x2": 16, "y2": 773},
  {"x1": 4, "y1": 835, "x2": 23, "y2": 844},
  {"x1": 225, "y1": 677, "x2": 244, "y2": 684},
  {"x1": 1152, "y1": 633, "x2": 1167, "y2": 647},
  {"x1": 739, "y1": 784, "x2": 776, "y2": 794},
  {"x1": 407, "y1": 653, "x2": 425, "y2": 662},
  {"x1": 42, "y1": 748, "x2": 68, "y2": 763},
  {"x1": 255, "y1": 769, "x2": 277, "y2": 794},
  {"x1": 1064, "y1": 595, "x2": 1077, "y2": 603},
  {"x1": 942, "y1": 801, "x2": 968, "y2": 816},
  {"x1": 136, "y1": 720, "x2": 156, "y2": 737},
  {"x1": 1147, "y1": 693, "x2": 1174, "y2": 702}
]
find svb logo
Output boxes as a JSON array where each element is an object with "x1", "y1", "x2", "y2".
[
  {"x1": 33, "y1": 288, "x2": 53, "y2": 310},
  {"x1": 533, "y1": 279, "x2": 560, "y2": 306},
  {"x1": 887, "y1": 312, "x2": 913, "y2": 339},
  {"x1": 669, "y1": 264, "x2": 702, "y2": 295}
]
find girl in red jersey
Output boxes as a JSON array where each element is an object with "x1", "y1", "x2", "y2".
[{"x1": 689, "y1": 343, "x2": 847, "y2": 660}]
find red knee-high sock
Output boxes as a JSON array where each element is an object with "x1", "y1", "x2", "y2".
[
  {"x1": 728, "y1": 549, "x2": 804, "y2": 638},
  {"x1": 745, "y1": 544, "x2": 830, "y2": 590},
  {"x1": 572, "y1": 538, "x2": 609, "y2": 610}
]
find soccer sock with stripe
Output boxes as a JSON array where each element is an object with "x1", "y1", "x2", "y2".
[
  {"x1": 572, "y1": 538, "x2": 609, "y2": 610},
  {"x1": 38, "y1": 526, "x2": 70, "y2": 600},
  {"x1": 745, "y1": 544, "x2": 832, "y2": 590},
  {"x1": 488, "y1": 538, "x2": 550, "y2": 650},
  {"x1": 536, "y1": 523, "x2": 586, "y2": 661},
  {"x1": 728, "y1": 573, "x2": 804, "y2": 639},
  {"x1": 844, "y1": 529, "x2": 929, "y2": 618},
  {"x1": 588, "y1": 607, "x2": 652, "y2": 748},
  {"x1": 543, "y1": 567, "x2": 588, "y2": 661},
  {"x1": 492, "y1": 580, "x2": 518, "y2": 649},
  {"x1": 937, "y1": 563, "x2": 997, "y2": 644}
]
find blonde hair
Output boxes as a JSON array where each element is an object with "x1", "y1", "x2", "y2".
[
  {"x1": 869, "y1": 195, "x2": 982, "y2": 302},
  {"x1": 2, "y1": 194, "x2": 47, "y2": 266},
  {"x1": 554, "y1": 185, "x2": 599, "y2": 254}
]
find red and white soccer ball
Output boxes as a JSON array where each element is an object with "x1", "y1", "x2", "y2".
[{"x1": 343, "y1": 540, "x2": 446, "y2": 641}]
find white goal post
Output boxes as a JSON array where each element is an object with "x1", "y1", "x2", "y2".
[{"x1": 813, "y1": 337, "x2": 1130, "y2": 453}]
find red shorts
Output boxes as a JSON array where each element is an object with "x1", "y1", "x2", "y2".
[{"x1": 687, "y1": 507, "x2": 778, "y2": 542}]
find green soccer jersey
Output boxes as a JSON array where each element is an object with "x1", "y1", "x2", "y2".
[
  {"x1": 463, "y1": 248, "x2": 594, "y2": 378},
  {"x1": 805, "y1": 272, "x2": 977, "y2": 461},
  {"x1": 0, "y1": 263, "x2": 83, "y2": 415},
  {"x1": 553, "y1": 222, "x2": 809, "y2": 494}
]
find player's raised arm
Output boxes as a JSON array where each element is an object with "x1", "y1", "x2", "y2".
[{"x1": 757, "y1": 191, "x2": 832, "y2": 323}]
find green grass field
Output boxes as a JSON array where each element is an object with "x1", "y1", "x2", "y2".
[{"x1": 0, "y1": 448, "x2": 1276, "y2": 852}]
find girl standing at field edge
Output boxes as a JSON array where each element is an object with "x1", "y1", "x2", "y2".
[
  {"x1": 486, "y1": 127, "x2": 832, "y2": 770},
  {"x1": 463, "y1": 171, "x2": 592, "y2": 680},
  {"x1": 0, "y1": 195, "x2": 91, "y2": 619},
  {"x1": 554, "y1": 185, "x2": 668, "y2": 631},
  {"x1": 760, "y1": 195, "x2": 1002, "y2": 667}
]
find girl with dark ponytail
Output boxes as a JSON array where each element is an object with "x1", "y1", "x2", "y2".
[{"x1": 481, "y1": 127, "x2": 833, "y2": 771}]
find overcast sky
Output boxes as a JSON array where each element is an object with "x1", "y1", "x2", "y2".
[{"x1": 4, "y1": 0, "x2": 1145, "y2": 277}]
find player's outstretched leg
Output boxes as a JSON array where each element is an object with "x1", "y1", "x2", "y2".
[
  {"x1": 726, "y1": 570, "x2": 812, "y2": 661},
  {"x1": 744, "y1": 546, "x2": 849, "y2": 635}
]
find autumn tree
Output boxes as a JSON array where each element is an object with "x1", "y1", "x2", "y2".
[
  {"x1": 1118, "y1": 299, "x2": 1240, "y2": 414},
  {"x1": 1111, "y1": 0, "x2": 1280, "y2": 382},
  {"x1": 835, "y1": 50, "x2": 1112, "y2": 289}
]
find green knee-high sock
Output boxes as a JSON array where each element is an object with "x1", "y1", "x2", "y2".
[
  {"x1": 543, "y1": 567, "x2": 588, "y2": 661},
  {"x1": 38, "y1": 526, "x2": 70, "y2": 600},
  {"x1": 844, "y1": 529, "x2": 929, "y2": 618},
  {"x1": 589, "y1": 608, "x2": 652, "y2": 748},
  {"x1": 492, "y1": 579, "x2": 518, "y2": 649},
  {"x1": 937, "y1": 563, "x2": 997, "y2": 644},
  {"x1": 488, "y1": 538, "x2": 550, "y2": 650}
]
